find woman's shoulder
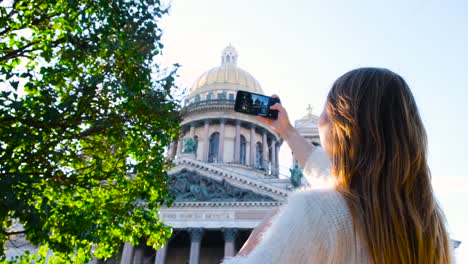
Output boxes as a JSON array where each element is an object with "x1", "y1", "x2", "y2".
[
  {"x1": 287, "y1": 188, "x2": 353, "y2": 228},
  {"x1": 288, "y1": 188, "x2": 348, "y2": 207}
]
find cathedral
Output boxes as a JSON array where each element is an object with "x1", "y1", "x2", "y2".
[
  {"x1": 4, "y1": 45, "x2": 461, "y2": 264},
  {"x1": 117, "y1": 45, "x2": 320, "y2": 264}
]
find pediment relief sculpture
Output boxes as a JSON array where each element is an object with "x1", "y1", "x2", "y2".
[{"x1": 169, "y1": 170, "x2": 275, "y2": 202}]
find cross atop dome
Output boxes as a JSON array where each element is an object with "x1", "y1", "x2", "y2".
[{"x1": 221, "y1": 43, "x2": 238, "y2": 66}]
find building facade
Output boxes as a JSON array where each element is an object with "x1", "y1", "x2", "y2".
[{"x1": 118, "y1": 45, "x2": 296, "y2": 264}]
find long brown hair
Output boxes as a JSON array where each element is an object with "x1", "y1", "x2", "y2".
[{"x1": 326, "y1": 68, "x2": 451, "y2": 263}]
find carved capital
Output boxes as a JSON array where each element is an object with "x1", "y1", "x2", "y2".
[
  {"x1": 189, "y1": 228, "x2": 204, "y2": 243},
  {"x1": 222, "y1": 228, "x2": 238, "y2": 242}
]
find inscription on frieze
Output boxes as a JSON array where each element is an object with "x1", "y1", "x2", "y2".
[
  {"x1": 160, "y1": 212, "x2": 235, "y2": 221},
  {"x1": 235, "y1": 211, "x2": 267, "y2": 220},
  {"x1": 205, "y1": 212, "x2": 231, "y2": 220}
]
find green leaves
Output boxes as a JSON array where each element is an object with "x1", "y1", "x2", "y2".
[{"x1": 1, "y1": 0, "x2": 180, "y2": 262}]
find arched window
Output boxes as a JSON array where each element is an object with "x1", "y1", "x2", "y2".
[
  {"x1": 218, "y1": 91, "x2": 226, "y2": 100},
  {"x1": 194, "y1": 95, "x2": 201, "y2": 103},
  {"x1": 255, "y1": 142, "x2": 263, "y2": 168},
  {"x1": 206, "y1": 92, "x2": 213, "y2": 101},
  {"x1": 240, "y1": 135, "x2": 247, "y2": 165},
  {"x1": 208, "y1": 132, "x2": 219, "y2": 163}
]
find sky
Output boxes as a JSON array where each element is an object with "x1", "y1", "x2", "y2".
[{"x1": 158, "y1": 0, "x2": 468, "y2": 261}]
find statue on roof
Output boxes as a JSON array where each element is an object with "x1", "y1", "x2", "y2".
[
  {"x1": 290, "y1": 164, "x2": 304, "y2": 188},
  {"x1": 182, "y1": 137, "x2": 197, "y2": 154},
  {"x1": 306, "y1": 104, "x2": 313, "y2": 118}
]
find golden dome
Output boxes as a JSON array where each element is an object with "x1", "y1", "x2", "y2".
[{"x1": 189, "y1": 45, "x2": 264, "y2": 95}]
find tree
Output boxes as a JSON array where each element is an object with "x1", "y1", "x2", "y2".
[{"x1": 0, "y1": 0, "x2": 180, "y2": 262}]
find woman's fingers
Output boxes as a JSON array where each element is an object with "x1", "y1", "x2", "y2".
[
  {"x1": 270, "y1": 103, "x2": 282, "y2": 111},
  {"x1": 256, "y1": 95, "x2": 287, "y2": 131},
  {"x1": 257, "y1": 116, "x2": 272, "y2": 125}
]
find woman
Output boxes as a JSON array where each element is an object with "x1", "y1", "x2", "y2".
[{"x1": 222, "y1": 68, "x2": 453, "y2": 263}]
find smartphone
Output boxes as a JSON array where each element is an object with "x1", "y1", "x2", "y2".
[{"x1": 234, "y1": 90, "x2": 280, "y2": 119}]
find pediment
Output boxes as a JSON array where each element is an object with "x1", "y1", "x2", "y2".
[
  {"x1": 169, "y1": 169, "x2": 276, "y2": 202},
  {"x1": 169, "y1": 157, "x2": 290, "y2": 202}
]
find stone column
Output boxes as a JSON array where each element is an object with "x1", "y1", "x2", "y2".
[
  {"x1": 218, "y1": 119, "x2": 225, "y2": 162},
  {"x1": 133, "y1": 245, "x2": 144, "y2": 264},
  {"x1": 203, "y1": 121, "x2": 210, "y2": 162},
  {"x1": 275, "y1": 143, "x2": 280, "y2": 177},
  {"x1": 176, "y1": 137, "x2": 183, "y2": 157},
  {"x1": 271, "y1": 140, "x2": 277, "y2": 176},
  {"x1": 169, "y1": 141, "x2": 176, "y2": 159},
  {"x1": 155, "y1": 245, "x2": 168, "y2": 264},
  {"x1": 189, "y1": 228, "x2": 204, "y2": 264},
  {"x1": 223, "y1": 228, "x2": 238, "y2": 258},
  {"x1": 249, "y1": 125, "x2": 255, "y2": 167},
  {"x1": 234, "y1": 121, "x2": 241, "y2": 163},
  {"x1": 189, "y1": 123, "x2": 195, "y2": 138},
  {"x1": 262, "y1": 131, "x2": 268, "y2": 170},
  {"x1": 292, "y1": 151, "x2": 297, "y2": 168},
  {"x1": 120, "y1": 242, "x2": 134, "y2": 264}
]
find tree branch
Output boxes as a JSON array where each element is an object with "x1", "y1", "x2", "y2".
[
  {"x1": 0, "y1": 2, "x2": 60, "y2": 37},
  {"x1": 0, "y1": 41, "x2": 40, "y2": 62},
  {"x1": 0, "y1": 23, "x2": 66, "y2": 62}
]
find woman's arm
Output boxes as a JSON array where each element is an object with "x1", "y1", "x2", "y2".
[
  {"x1": 221, "y1": 191, "x2": 335, "y2": 264},
  {"x1": 259, "y1": 96, "x2": 334, "y2": 188},
  {"x1": 237, "y1": 208, "x2": 279, "y2": 256},
  {"x1": 257, "y1": 96, "x2": 316, "y2": 169}
]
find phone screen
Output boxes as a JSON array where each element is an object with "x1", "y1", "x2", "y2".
[{"x1": 234, "y1": 90, "x2": 279, "y2": 119}]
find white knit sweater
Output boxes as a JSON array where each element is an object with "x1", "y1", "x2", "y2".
[
  {"x1": 221, "y1": 147, "x2": 455, "y2": 264},
  {"x1": 221, "y1": 147, "x2": 371, "y2": 264}
]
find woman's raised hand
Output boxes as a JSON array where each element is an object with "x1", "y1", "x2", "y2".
[
  {"x1": 257, "y1": 95, "x2": 295, "y2": 141},
  {"x1": 258, "y1": 95, "x2": 315, "y2": 168}
]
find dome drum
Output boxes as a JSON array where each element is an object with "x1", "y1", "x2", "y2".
[
  {"x1": 173, "y1": 117, "x2": 281, "y2": 177},
  {"x1": 183, "y1": 88, "x2": 237, "y2": 109}
]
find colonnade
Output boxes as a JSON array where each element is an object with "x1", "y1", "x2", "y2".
[
  {"x1": 120, "y1": 228, "x2": 240, "y2": 264},
  {"x1": 170, "y1": 119, "x2": 280, "y2": 176}
]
